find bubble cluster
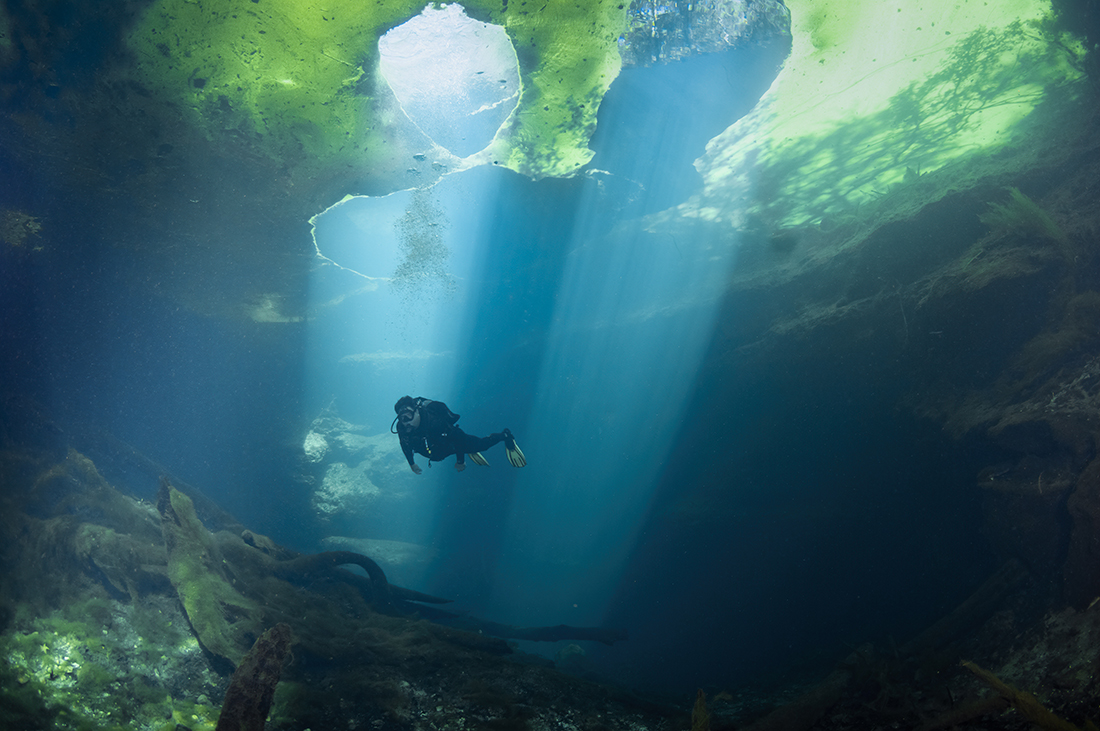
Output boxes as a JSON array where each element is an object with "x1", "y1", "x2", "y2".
[{"x1": 391, "y1": 187, "x2": 456, "y2": 307}]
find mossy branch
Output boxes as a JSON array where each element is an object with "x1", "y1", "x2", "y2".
[{"x1": 961, "y1": 660, "x2": 1084, "y2": 731}]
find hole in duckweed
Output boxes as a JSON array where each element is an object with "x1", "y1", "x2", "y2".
[{"x1": 378, "y1": 3, "x2": 520, "y2": 158}]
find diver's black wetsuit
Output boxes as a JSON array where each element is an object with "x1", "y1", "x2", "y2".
[
  {"x1": 394, "y1": 396, "x2": 507, "y2": 469},
  {"x1": 409, "y1": 428, "x2": 507, "y2": 465}
]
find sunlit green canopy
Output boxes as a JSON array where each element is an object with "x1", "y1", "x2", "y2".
[
  {"x1": 125, "y1": 0, "x2": 627, "y2": 180},
  {"x1": 681, "y1": 0, "x2": 1087, "y2": 231}
]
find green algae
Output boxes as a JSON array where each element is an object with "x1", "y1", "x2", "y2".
[
  {"x1": 491, "y1": 0, "x2": 627, "y2": 176},
  {"x1": 125, "y1": 0, "x2": 628, "y2": 182},
  {"x1": 0, "y1": 602, "x2": 220, "y2": 731}
]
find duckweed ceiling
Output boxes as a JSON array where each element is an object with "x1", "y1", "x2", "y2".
[
  {"x1": 125, "y1": 0, "x2": 629, "y2": 181},
  {"x1": 674, "y1": 0, "x2": 1087, "y2": 233},
  {"x1": 2, "y1": 0, "x2": 1088, "y2": 322}
]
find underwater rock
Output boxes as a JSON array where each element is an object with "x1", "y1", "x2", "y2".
[
  {"x1": 0, "y1": 441, "x2": 679, "y2": 731},
  {"x1": 744, "y1": 594, "x2": 1100, "y2": 731},
  {"x1": 301, "y1": 431, "x2": 328, "y2": 463},
  {"x1": 29, "y1": 448, "x2": 164, "y2": 536},
  {"x1": 939, "y1": 332, "x2": 1100, "y2": 603},
  {"x1": 976, "y1": 458, "x2": 1079, "y2": 590},
  {"x1": 554, "y1": 643, "x2": 587, "y2": 673},
  {"x1": 417, "y1": 611, "x2": 629, "y2": 647},
  {"x1": 0, "y1": 435, "x2": 659, "y2": 727},
  {"x1": 313, "y1": 461, "x2": 382, "y2": 519},
  {"x1": 0, "y1": 446, "x2": 228, "y2": 730},
  {"x1": 0, "y1": 447, "x2": 170, "y2": 611},
  {"x1": 303, "y1": 409, "x2": 389, "y2": 460},
  {"x1": 900, "y1": 560, "x2": 1029, "y2": 657},
  {"x1": 300, "y1": 408, "x2": 412, "y2": 521},
  {"x1": 215, "y1": 623, "x2": 293, "y2": 731},
  {"x1": 73, "y1": 522, "x2": 170, "y2": 601}
]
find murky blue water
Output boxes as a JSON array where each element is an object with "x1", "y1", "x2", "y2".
[{"x1": 0, "y1": 18, "x2": 1019, "y2": 699}]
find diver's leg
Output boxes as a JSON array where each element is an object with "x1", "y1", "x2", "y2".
[{"x1": 453, "y1": 429, "x2": 506, "y2": 454}]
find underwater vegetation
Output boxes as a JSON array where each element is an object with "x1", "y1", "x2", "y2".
[
  {"x1": 979, "y1": 187, "x2": 1069, "y2": 252},
  {"x1": 0, "y1": 595, "x2": 222, "y2": 731},
  {"x1": 0, "y1": 450, "x2": 226, "y2": 731},
  {"x1": 1000, "y1": 291, "x2": 1100, "y2": 391}
]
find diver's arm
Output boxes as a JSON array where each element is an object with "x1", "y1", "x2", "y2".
[{"x1": 399, "y1": 436, "x2": 421, "y2": 474}]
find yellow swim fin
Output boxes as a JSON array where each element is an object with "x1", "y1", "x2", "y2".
[{"x1": 502, "y1": 429, "x2": 526, "y2": 468}]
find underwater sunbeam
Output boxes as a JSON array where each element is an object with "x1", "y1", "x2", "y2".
[
  {"x1": 303, "y1": 167, "x2": 508, "y2": 557},
  {"x1": 490, "y1": 188, "x2": 738, "y2": 628}
]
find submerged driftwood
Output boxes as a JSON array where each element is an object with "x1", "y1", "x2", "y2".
[
  {"x1": 158, "y1": 477, "x2": 260, "y2": 666},
  {"x1": 156, "y1": 476, "x2": 628, "y2": 669},
  {"x1": 215, "y1": 623, "x2": 293, "y2": 731},
  {"x1": 961, "y1": 660, "x2": 1085, "y2": 731}
]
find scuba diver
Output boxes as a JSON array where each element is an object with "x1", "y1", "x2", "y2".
[{"x1": 392, "y1": 396, "x2": 526, "y2": 474}]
